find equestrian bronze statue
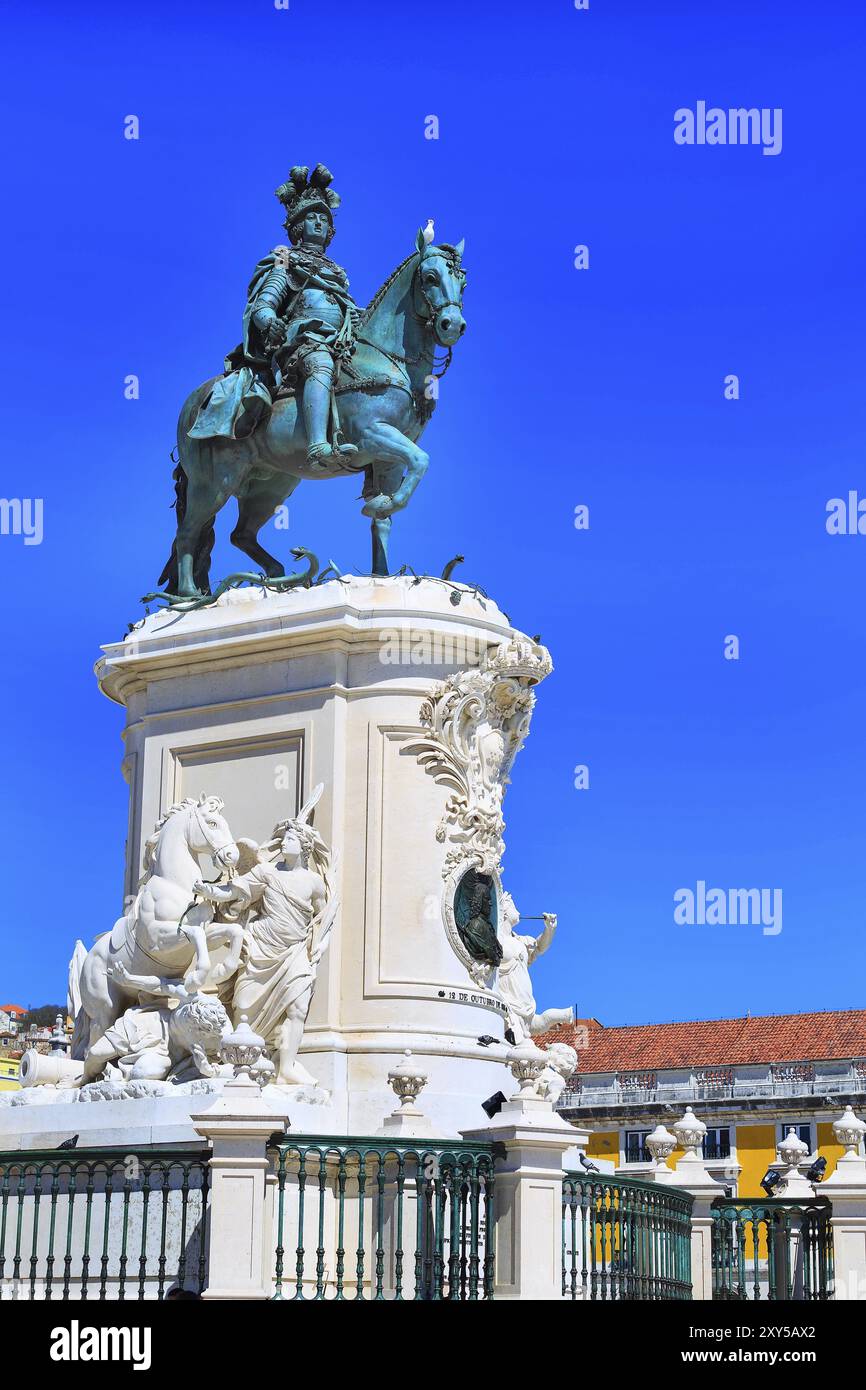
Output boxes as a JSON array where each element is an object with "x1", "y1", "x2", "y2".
[{"x1": 159, "y1": 164, "x2": 466, "y2": 599}]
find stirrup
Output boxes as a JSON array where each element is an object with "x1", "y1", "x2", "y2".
[
  {"x1": 306, "y1": 442, "x2": 334, "y2": 470},
  {"x1": 307, "y1": 441, "x2": 358, "y2": 469}
]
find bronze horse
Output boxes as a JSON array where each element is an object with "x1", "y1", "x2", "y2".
[{"x1": 160, "y1": 232, "x2": 466, "y2": 597}]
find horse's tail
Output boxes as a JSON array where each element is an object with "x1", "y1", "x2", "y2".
[
  {"x1": 157, "y1": 445, "x2": 216, "y2": 594},
  {"x1": 157, "y1": 456, "x2": 187, "y2": 590}
]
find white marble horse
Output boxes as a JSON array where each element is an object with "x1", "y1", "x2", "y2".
[{"x1": 72, "y1": 795, "x2": 240, "y2": 1057}]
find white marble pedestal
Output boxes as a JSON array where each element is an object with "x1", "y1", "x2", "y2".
[{"x1": 93, "y1": 575, "x2": 552, "y2": 1138}]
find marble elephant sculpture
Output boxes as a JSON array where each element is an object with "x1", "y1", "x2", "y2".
[{"x1": 71, "y1": 796, "x2": 241, "y2": 1058}]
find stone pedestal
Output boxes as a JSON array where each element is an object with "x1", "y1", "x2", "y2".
[
  {"x1": 463, "y1": 1094, "x2": 577, "y2": 1301},
  {"x1": 192, "y1": 1074, "x2": 290, "y2": 1300},
  {"x1": 97, "y1": 576, "x2": 549, "y2": 1136}
]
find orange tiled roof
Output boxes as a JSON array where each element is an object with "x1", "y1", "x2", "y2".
[
  {"x1": 0, "y1": 1005, "x2": 25, "y2": 1016},
  {"x1": 536, "y1": 1010, "x2": 866, "y2": 1073}
]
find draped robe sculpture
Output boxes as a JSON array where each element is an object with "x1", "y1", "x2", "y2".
[{"x1": 196, "y1": 785, "x2": 339, "y2": 1088}]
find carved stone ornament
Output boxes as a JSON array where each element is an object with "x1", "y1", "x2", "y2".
[
  {"x1": 777, "y1": 1126, "x2": 809, "y2": 1169},
  {"x1": 645, "y1": 1124, "x2": 677, "y2": 1170},
  {"x1": 508, "y1": 1041, "x2": 549, "y2": 1099},
  {"x1": 408, "y1": 637, "x2": 552, "y2": 980},
  {"x1": 833, "y1": 1105, "x2": 866, "y2": 1157},
  {"x1": 672, "y1": 1106, "x2": 707, "y2": 1159},
  {"x1": 219, "y1": 1015, "x2": 266, "y2": 1081},
  {"x1": 409, "y1": 637, "x2": 553, "y2": 875},
  {"x1": 387, "y1": 1051, "x2": 429, "y2": 1112}
]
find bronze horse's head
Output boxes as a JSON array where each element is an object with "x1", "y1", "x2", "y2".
[{"x1": 415, "y1": 229, "x2": 467, "y2": 347}]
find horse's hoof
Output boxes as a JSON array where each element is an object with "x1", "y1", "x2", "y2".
[{"x1": 362, "y1": 494, "x2": 392, "y2": 520}]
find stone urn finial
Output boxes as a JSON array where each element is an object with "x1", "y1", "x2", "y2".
[
  {"x1": 379, "y1": 1051, "x2": 433, "y2": 1138},
  {"x1": 645, "y1": 1123, "x2": 677, "y2": 1173},
  {"x1": 387, "y1": 1051, "x2": 428, "y2": 1112},
  {"x1": 777, "y1": 1125, "x2": 809, "y2": 1170},
  {"x1": 508, "y1": 1040, "x2": 548, "y2": 1099},
  {"x1": 833, "y1": 1105, "x2": 866, "y2": 1161},
  {"x1": 250, "y1": 1053, "x2": 276, "y2": 1088},
  {"x1": 672, "y1": 1106, "x2": 707, "y2": 1160},
  {"x1": 219, "y1": 1015, "x2": 267, "y2": 1082},
  {"x1": 773, "y1": 1125, "x2": 816, "y2": 1196}
]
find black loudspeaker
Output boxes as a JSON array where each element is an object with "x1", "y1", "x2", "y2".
[{"x1": 482, "y1": 1091, "x2": 507, "y2": 1119}]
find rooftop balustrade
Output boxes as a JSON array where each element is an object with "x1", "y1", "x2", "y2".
[{"x1": 557, "y1": 1066, "x2": 866, "y2": 1112}]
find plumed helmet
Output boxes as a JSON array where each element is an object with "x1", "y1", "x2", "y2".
[{"x1": 274, "y1": 163, "x2": 341, "y2": 238}]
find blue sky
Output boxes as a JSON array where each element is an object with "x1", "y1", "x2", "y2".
[{"x1": 1, "y1": 0, "x2": 864, "y2": 1022}]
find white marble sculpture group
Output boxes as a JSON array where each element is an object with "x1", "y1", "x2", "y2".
[
  {"x1": 50, "y1": 785, "x2": 339, "y2": 1096},
  {"x1": 37, "y1": 803, "x2": 571, "y2": 1102}
]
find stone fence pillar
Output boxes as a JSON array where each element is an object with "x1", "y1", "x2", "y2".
[
  {"x1": 192, "y1": 1020, "x2": 290, "y2": 1301},
  {"x1": 821, "y1": 1106, "x2": 866, "y2": 1301},
  {"x1": 462, "y1": 1049, "x2": 580, "y2": 1301},
  {"x1": 644, "y1": 1109, "x2": 723, "y2": 1301}
]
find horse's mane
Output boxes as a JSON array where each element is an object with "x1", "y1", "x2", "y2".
[
  {"x1": 140, "y1": 797, "x2": 199, "y2": 880},
  {"x1": 360, "y1": 251, "x2": 416, "y2": 325},
  {"x1": 360, "y1": 243, "x2": 467, "y2": 326}
]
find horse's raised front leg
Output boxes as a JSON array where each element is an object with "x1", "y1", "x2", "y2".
[
  {"x1": 204, "y1": 922, "x2": 244, "y2": 985},
  {"x1": 360, "y1": 424, "x2": 429, "y2": 522}
]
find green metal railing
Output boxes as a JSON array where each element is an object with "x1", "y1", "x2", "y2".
[
  {"x1": 268, "y1": 1136, "x2": 498, "y2": 1300},
  {"x1": 562, "y1": 1172, "x2": 693, "y2": 1300},
  {"x1": 711, "y1": 1196, "x2": 834, "y2": 1300},
  {"x1": 0, "y1": 1147, "x2": 209, "y2": 1300}
]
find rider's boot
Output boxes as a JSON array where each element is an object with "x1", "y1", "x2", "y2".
[{"x1": 302, "y1": 355, "x2": 358, "y2": 471}]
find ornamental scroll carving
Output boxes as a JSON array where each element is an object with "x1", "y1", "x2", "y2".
[
  {"x1": 407, "y1": 637, "x2": 552, "y2": 983},
  {"x1": 408, "y1": 636, "x2": 552, "y2": 874}
]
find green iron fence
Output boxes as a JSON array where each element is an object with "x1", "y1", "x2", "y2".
[
  {"x1": 562, "y1": 1172, "x2": 693, "y2": 1300},
  {"x1": 711, "y1": 1196, "x2": 834, "y2": 1300},
  {"x1": 268, "y1": 1136, "x2": 498, "y2": 1300},
  {"x1": 0, "y1": 1147, "x2": 209, "y2": 1300}
]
